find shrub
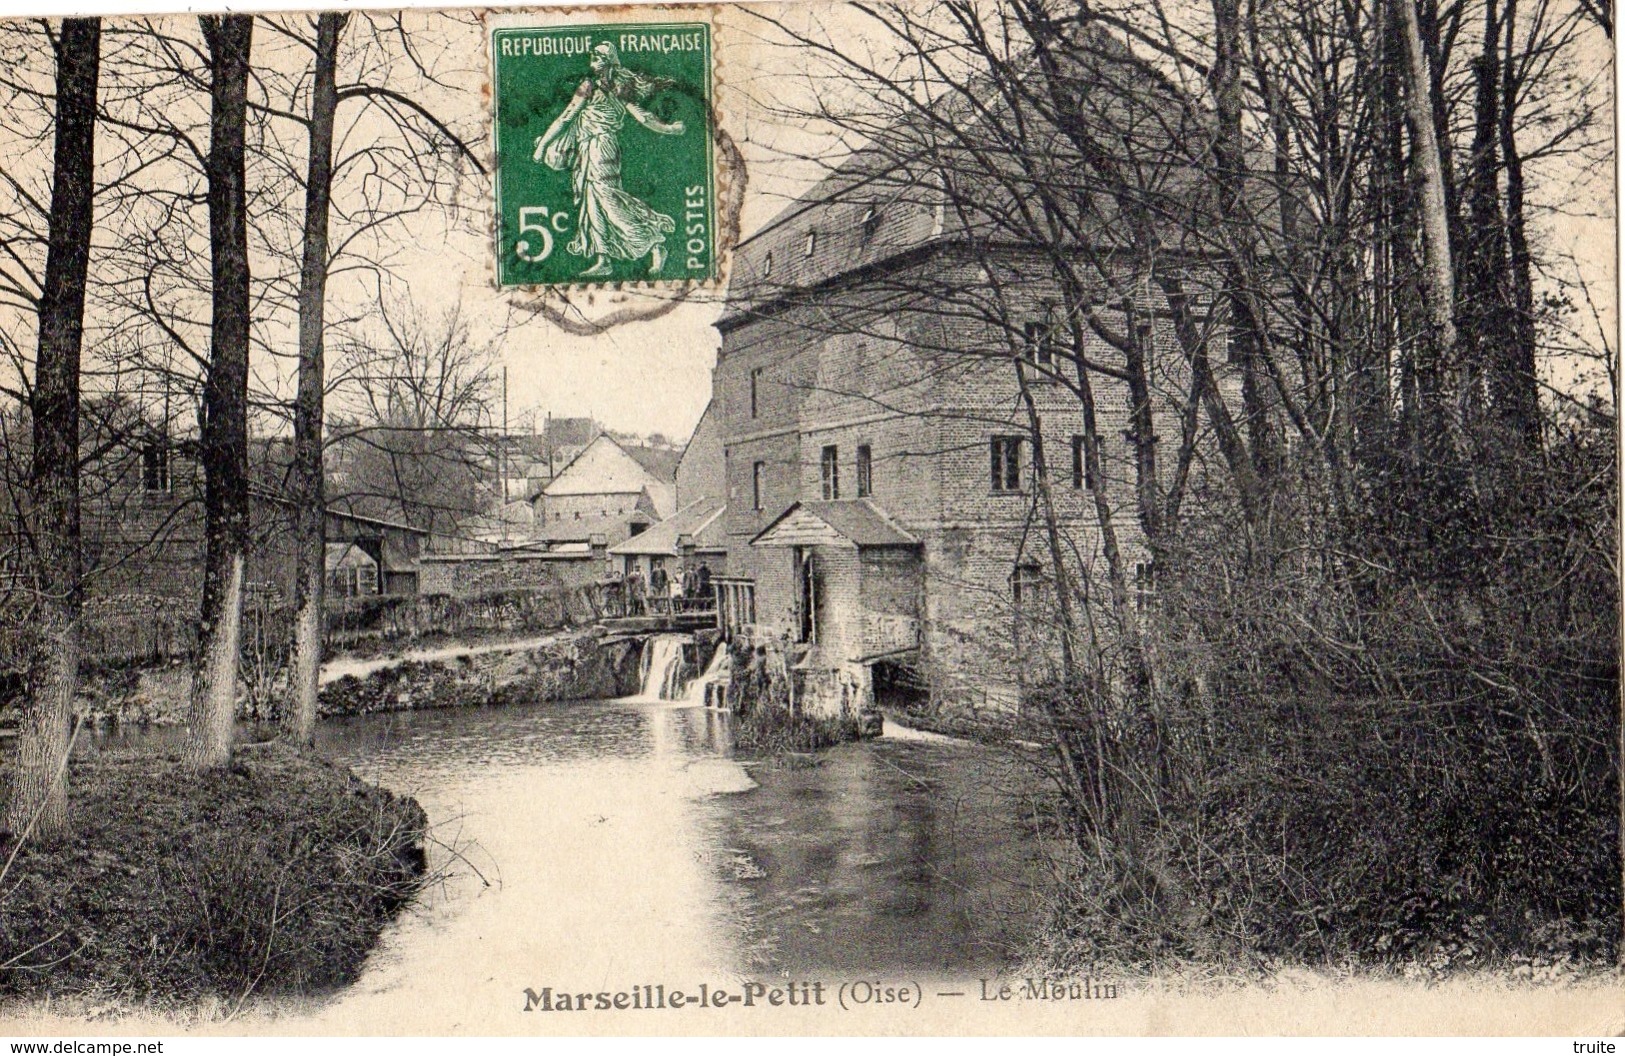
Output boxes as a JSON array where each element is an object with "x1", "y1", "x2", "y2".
[{"x1": 0, "y1": 743, "x2": 428, "y2": 1004}]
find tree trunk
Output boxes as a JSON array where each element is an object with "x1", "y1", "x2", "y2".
[
  {"x1": 1395, "y1": 0, "x2": 1465, "y2": 459},
  {"x1": 1011, "y1": 359, "x2": 1096, "y2": 840},
  {"x1": 188, "y1": 14, "x2": 253, "y2": 771},
  {"x1": 1498, "y1": 0, "x2": 1541, "y2": 452},
  {"x1": 1210, "y1": 0, "x2": 1280, "y2": 488},
  {"x1": 1122, "y1": 299, "x2": 1163, "y2": 542},
  {"x1": 3, "y1": 17, "x2": 100, "y2": 841},
  {"x1": 1156, "y1": 274, "x2": 1267, "y2": 533},
  {"x1": 286, "y1": 12, "x2": 348, "y2": 745},
  {"x1": 1460, "y1": 0, "x2": 1512, "y2": 435}
]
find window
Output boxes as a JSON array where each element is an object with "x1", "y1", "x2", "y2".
[
  {"x1": 750, "y1": 367, "x2": 762, "y2": 418},
  {"x1": 331, "y1": 566, "x2": 359, "y2": 598},
  {"x1": 1023, "y1": 319, "x2": 1055, "y2": 369},
  {"x1": 752, "y1": 460, "x2": 765, "y2": 511},
  {"x1": 805, "y1": 231, "x2": 817, "y2": 257},
  {"x1": 860, "y1": 205, "x2": 880, "y2": 239},
  {"x1": 820, "y1": 445, "x2": 840, "y2": 500},
  {"x1": 1070, "y1": 434, "x2": 1094, "y2": 490},
  {"x1": 1012, "y1": 562, "x2": 1046, "y2": 606},
  {"x1": 1021, "y1": 304, "x2": 1059, "y2": 370},
  {"x1": 358, "y1": 563, "x2": 378, "y2": 595},
  {"x1": 856, "y1": 443, "x2": 873, "y2": 498},
  {"x1": 990, "y1": 435, "x2": 1023, "y2": 493},
  {"x1": 142, "y1": 436, "x2": 170, "y2": 493},
  {"x1": 764, "y1": 251, "x2": 774, "y2": 277},
  {"x1": 1134, "y1": 561, "x2": 1156, "y2": 611}
]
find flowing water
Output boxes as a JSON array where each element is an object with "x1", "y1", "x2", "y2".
[
  {"x1": 637, "y1": 634, "x2": 690, "y2": 700},
  {"x1": 682, "y1": 640, "x2": 730, "y2": 707},
  {"x1": 86, "y1": 691, "x2": 1054, "y2": 1029}
]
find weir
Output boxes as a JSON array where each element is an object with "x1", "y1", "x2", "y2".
[
  {"x1": 682, "y1": 641, "x2": 730, "y2": 708},
  {"x1": 637, "y1": 634, "x2": 691, "y2": 700}
]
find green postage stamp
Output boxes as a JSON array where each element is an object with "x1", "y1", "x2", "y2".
[{"x1": 492, "y1": 22, "x2": 716, "y2": 287}]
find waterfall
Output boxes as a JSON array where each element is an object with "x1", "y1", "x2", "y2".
[
  {"x1": 638, "y1": 634, "x2": 690, "y2": 700},
  {"x1": 681, "y1": 641, "x2": 732, "y2": 708}
]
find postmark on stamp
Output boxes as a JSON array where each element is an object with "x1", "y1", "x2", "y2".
[{"x1": 492, "y1": 21, "x2": 715, "y2": 288}]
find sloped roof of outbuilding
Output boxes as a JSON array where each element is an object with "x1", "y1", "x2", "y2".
[
  {"x1": 750, "y1": 499, "x2": 920, "y2": 549},
  {"x1": 608, "y1": 497, "x2": 726, "y2": 556}
]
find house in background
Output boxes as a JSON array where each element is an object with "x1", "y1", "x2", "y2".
[
  {"x1": 533, "y1": 433, "x2": 677, "y2": 530},
  {"x1": 30, "y1": 404, "x2": 435, "y2": 609},
  {"x1": 606, "y1": 398, "x2": 730, "y2": 593},
  {"x1": 538, "y1": 415, "x2": 599, "y2": 479}
]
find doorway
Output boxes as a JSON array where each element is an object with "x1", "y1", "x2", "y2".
[{"x1": 797, "y1": 547, "x2": 819, "y2": 644}]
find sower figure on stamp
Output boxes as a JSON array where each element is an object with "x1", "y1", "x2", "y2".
[{"x1": 533, "y1": 42, "x2": 685, "y2": 277}]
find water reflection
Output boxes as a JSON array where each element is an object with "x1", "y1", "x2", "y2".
[
  {"x1": 87, "y1": 698, "x2": 1046, "y2": 1025},
  {"x1": 719, "y1": 739, "x2": 1046, "y2": 973}
]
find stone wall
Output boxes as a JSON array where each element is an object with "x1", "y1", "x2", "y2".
[
  {"x1": 417, "y1": 552, "x2": 606, "y2": 597},
  {"x1": 318, "y1": 632, "x2": 641, "y2": 717},
  {"x1": 58, "y1": 629, "x2": 641, "y2": 727},
  {"x1": 722, "y1": 634, "x2": 882, "y2": 740},
  {"x1": 326, "y1": 581, "x2": 611, "y2": 653}
]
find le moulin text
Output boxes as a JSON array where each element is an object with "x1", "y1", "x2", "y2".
[{"x1": 522, "y1": 977, "x2": 1119, "y2": 1012}]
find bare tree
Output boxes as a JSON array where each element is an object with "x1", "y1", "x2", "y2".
[
  {"x1": 283, "y1": 11, "x2": 347, "y2": 746},
  {"x1": 2, "y1": 17, "x2": 100, "y2": 840},
  {"x1": 739, "y1": 0, "x2": 1614, "y2": 963},
  {"x1": 187, "y1": 13, "x2": 253, "y2": 771},
  {"x1": 271, "y1": 11, "x2": 487, "y2": 744},
  {"x1": 326, "y1": 296, "x2": 501, "y2": 538}
]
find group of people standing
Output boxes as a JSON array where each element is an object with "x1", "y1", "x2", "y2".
[{"x1": 621, "y1": 560, "x2": 712, "y2": 616}]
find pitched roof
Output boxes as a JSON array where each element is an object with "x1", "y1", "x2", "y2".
[
  {"x1": 750, "y1": 499, "x2": 920, "y2": 549},
  {"x1": 622, "y1": 443, "x2": 681, "y2": 483},
  {"x1": 721, "y1": 31, "x2": 1278, "y2": 326},
  {"x1": 544, "y1": 416, "x2": 599, "y2": 446},
  {"x1": 692, "y1": 502, "x2": 728, "y2": 552},
  {"x1": 325, "y1": 541, "x2": 375, "y2": 571},
  {"x1": 608, "y1": 497, "x2": 726, "y2": 556},
  {"x1": 542, "y1": 435, "x2": 667, "y2": 497}
]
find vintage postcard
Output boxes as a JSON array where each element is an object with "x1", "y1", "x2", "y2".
[{"x1": 0, "y1": 0, "x2": 1618, "y2": 1041}]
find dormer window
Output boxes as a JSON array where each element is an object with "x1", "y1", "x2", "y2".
[
  {"x1": 861, "y1": 205, "x2": 880, "y2": 238},
  {"x1": 805, "y1": 231, "x2": 817, "y2": 257}
]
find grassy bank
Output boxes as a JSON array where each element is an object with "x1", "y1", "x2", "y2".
[{"x1": 0, "y1": 742, "x2": 427, "y2": 1008}]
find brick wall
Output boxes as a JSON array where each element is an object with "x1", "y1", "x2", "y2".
[
  {"x1": 717, "y1": 242, "x2": 1232, "y2": 702},
  {"x1": 418, "y1": 552, "x2": 604, "y2": 597},
  {"x1": 675, "y1": 400, "x2": 725, "y2": 507},
  {"x1": 534, "y1": 491, "x2": 654, "y2": 534},
  {"x1": 810, "y1": 546, "x2": 861, "y2": 662}
]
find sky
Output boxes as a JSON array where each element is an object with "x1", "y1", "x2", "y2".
[
  {"x1": 0, "y1": 0, "x2": 1613, "y2": 446},
  {"x1": 395, "y1": 4, "x2": 878, "y2": 445},
  {"x1": 407, "y1": 0, "x2": 1620, "y2": 442}
]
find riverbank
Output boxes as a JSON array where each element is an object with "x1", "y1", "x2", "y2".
[
  {"x1": 0, "y1": 742, "x2": 428, "y2": 1009},
  {"x1": 3, "y1": 627, "x2": 643, "y2": 732}
]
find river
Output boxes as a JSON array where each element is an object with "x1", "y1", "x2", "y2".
[{"x1": 91, "y1": 695, "x2": 1056, "y2": 1030}]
